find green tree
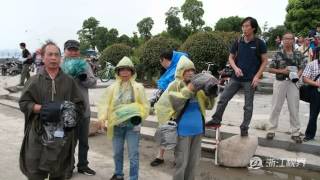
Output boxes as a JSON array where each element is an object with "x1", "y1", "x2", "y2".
[
  {"x1": 214, "y1": 16, "x2": 243, "y2": 32},
  {"x1": 118, "y1": 34, "x2": 131, "y2": 46},
  {"x1": 181, "y1": 0, "x2": 205, "y2": 32},
  {"x1": 95, "y1": 26, "x2": 108, "y2": 52},
  {"x1": 203, "y1": 26, "x2": 213, "y2": 32},
  {"x1": 285, "y1": 0, "x2": 320, "y2": 35},
  {"x1": 130, "y1": 32, "x2": 141, "y2": 48},
  {"x1": 137, "y1": 17, "x2": 154, "y2": 40},
  {"x1": 105, "y1": 28, "x2": 119, "y2": 47},
  {"x1": 99, "y1": 43, "x2": 132, "y2": 66},
  {"x1": 77, "y1": 17, "x2": 99, "y2": 49},
  {"x1": 265, "y1": 25, "x2": 287, "y2": 49},
  {"x1": 180, "y1": 32, "x2": 229, "y2": 74},
  {"x1": 165, "y1": 7, "x2": 182, "y2": 38}
]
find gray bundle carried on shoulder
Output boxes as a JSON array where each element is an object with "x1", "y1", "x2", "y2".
[
  {"x1": 191, "y1": 73, "x2": 219, "y2": 97},
  {"x1": 154, "y1": 121, "x2": 178, "y2": 150}
]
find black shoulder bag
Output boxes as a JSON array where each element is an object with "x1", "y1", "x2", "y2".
[{"x1": 300, "y1": 74, "x2": 320, "y2": 103}]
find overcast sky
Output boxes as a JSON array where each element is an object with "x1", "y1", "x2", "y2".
[{"x1": 0, "y1": 0, "x2": 288, "y2": 52}]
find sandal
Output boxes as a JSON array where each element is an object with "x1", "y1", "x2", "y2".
[
  {"x1": 266, "y1": 132, "x2": 275, "y2": 140},
  {"x1": 291, "y1": 136, "x2": 302, "y2": 144}
]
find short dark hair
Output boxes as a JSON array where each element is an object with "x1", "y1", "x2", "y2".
[
  {"x1": 241, "y1": 17, "x2": 259, "y2": 34},
  {"x1": 283, "y1": 31, "x2": 294, "y2": 38},
  {"x1": 160, "y1": 51, "x2": 173, "y2": 61},
  {"x1": 41, "y1": 40, "x2": 61, "y2": 57},
  {"x1": 19, "y1": 42, "x2": 26, "y2": 47}
]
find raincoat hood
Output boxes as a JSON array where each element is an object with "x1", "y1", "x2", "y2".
[
  {"x1": 157, "y1": 51, "x2": 188, "y2": 91},
  {"x1": 174, "y1": 56, "x2": 195, "y2": 80},
  {"x1": 115, "y1": 56, "x2": 136, "y2": 80}
]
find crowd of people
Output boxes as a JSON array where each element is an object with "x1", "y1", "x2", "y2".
[{"x1": 16, "y1": 16, "x2": 320, "y2": 180}]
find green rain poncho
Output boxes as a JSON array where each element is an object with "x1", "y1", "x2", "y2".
[
  {"x1": 98, "y1": 57, "x2": 150, "y2": 138},
  {"x1": 155, "y1": 56, "x2": 216, "y2": 124}
]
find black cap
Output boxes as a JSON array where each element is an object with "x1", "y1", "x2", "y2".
[{"x1": 64, "y1": 40, "x2": 80, "y2": 50}]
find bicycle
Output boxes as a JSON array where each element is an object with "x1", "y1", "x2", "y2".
[{"x1": 97, "y1": 62, "x2": 115, "y2": 82}]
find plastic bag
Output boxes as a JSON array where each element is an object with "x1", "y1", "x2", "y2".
[{"x1": 154, "y1": 121, "x2": 178, "y2": 150}]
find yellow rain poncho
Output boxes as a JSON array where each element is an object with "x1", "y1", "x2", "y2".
[
  {"x1": 155, "y1": 56, "x2": 215, "y2": 124},
  {"x1": 98, "y1": 57, "x2": 150, "y2": 138}
]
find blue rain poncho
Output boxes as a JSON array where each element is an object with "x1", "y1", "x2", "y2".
[{"x1": 157, "y1": 51, "x2": 188, "y2": 91}]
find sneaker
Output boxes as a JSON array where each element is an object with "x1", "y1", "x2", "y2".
[
  {"x1": 110, "y1": 174, "x2": 124, "y2": 180},
  {"x1": 240, "y1": 129, "x2": 248, "y2": 137},
  {"x1": 303, "y1": 137, "x2": 314, "y2": 142},
  {"x1": 150, "y1": 158, "x2": 164, "y2": 167},
  {"x1": 78, "y1": 167, "x2": 96, "y2": 176},
  {"x1": 205, "y1": 119, "x2": 221, "y2": 129}
]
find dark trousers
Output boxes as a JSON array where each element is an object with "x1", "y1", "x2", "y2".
[
  {"x1": 211, "y1": 78, "x2": 255, "y2": 130},
  {"x1": 69, "y1": 116, "x2": 90, "y2": 172},
  {"x1": 305, "y1": 89, "x2": 320, "y2": 139},
  {"x1": 20, "y1": 64, "x2": 30, "y2": 85}
]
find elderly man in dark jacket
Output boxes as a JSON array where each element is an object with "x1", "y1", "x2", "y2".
[{"x1": 19, "y1": 41, "x2": 84, "y2": 180}]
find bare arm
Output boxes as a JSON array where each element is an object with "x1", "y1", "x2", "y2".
[
  {"x1": 251, "y1": 53, "x2": 269, "y2": 87},
  {"x1": 228, "y1": 53, "x2": 243, "y2": 77},
  {"x1": 303, "y1": 76, "x2": 320, "y2": 87}
]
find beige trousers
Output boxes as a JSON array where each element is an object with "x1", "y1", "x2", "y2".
[{"x1": 268, "y1": 80, "x2": 301, "y2": 136}]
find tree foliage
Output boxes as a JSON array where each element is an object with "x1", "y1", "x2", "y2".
[
  {"x1": 181, "y1": 0, "x2": 205, "y2": 32},
  {"x1": 77, "y1": 17, "x2": 99, "y2": 49},
  {"x1": 285, "y1": 0, "x2": 320, "y2": 35},
  {"x1": 99, "y1": 43, "x2": 132, "y2": 66},
  {"x1": 214, "y1": 16, "x2": 243, "y2": 32},
  {"x1": 165, "y1": 7, "x2": 183, "y2": 39},
  {"x1": 180, "y1": 32, "x2": 229, "y2": 74},
  {"x1": 137, "y1": 17, "x2": 154, "y2": 40},
  {"x1": 264, "y1": 25, "x2": 287, "y2": 49}
]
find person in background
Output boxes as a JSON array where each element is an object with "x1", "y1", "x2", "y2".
[
  {"x1": 62, "y1": 40, "x2": 97, "y2": 179},
  {"x1": 302, "y1": 59, "x2": 320, "y2": 142},
  {"x1": 266, "y1": 32, "x2": 304, "y2": 143},
  {"x1": 18, "y1": 42, "x2": 33, "y2": 86}
]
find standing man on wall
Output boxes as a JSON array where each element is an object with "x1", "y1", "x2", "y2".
[{"x1": 206, "y1": 17, "x2": 268, "y2": 136}]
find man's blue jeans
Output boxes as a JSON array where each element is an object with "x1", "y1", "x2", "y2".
[{"x1": 113, "y1": 125, "x2": 140, "y2": 180}]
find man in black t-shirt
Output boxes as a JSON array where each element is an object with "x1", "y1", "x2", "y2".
[
  {"x1": 19, "y1": 42, "x2": 33, "y2": 86},
  {"x1": 206, "y1": 17, "x2": 268, "y2": 136}
]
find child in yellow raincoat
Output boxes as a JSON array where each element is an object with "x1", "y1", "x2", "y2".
[
  {"x1": 98, "y1": 56, "x2": 150, "y2": 180},
  {"x1": 155, "y1": 56, "x2": 216, "y2": 180}
]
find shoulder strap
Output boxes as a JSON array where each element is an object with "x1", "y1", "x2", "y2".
[
  {"x1": 175, "y1": 99, "x2": 190, "y2": 125},
  {"x1": 302, "y1": 46, "x2": 310, "y2": 55},
  {"x1": 315, "y1": 74, "x2": 320, "y2": 81},
  {"x1": 255, "y1": 38, "x2": 261, "y2": 59}
]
